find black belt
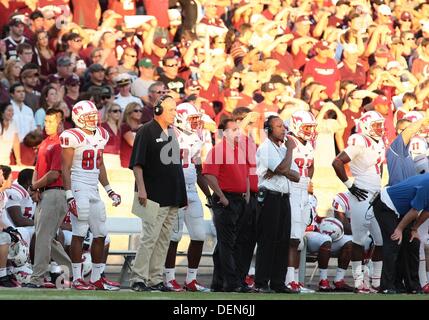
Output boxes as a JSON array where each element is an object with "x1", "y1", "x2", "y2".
[
  {"x1": 265, "y1": 190, "x2": 289, "y2": 198},
  {"x1": 221, "y1": 192, "x2": 245, "y2": 199},
  {"x1": 40, "y1": 186, "x2": 64, "y2": 192}
]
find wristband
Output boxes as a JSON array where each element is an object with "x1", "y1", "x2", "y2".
[
  {"x1": 104, "y1": 184, "x2": 113, "y2": 194},
  {"x1": 65, "y1": 190, "x2": 74, "y2": 199},
  {"x1": 344, "y1": 179, "x2": 353, "y2": 189}
]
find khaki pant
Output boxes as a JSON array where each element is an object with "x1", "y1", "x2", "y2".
[
  {"x1": 30, "y1": 189, "x2": 72, "y2": 285},
  {"x1": 131, "y1": 206, "x2": 178, "y2": 287}
]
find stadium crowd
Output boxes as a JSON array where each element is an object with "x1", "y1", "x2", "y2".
[{"x1": 1, "y1": 0, "x2": 429, "y2": 294}]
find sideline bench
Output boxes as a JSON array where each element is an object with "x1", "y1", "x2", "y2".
[{"x1": 106, "y1": 217, "x2": 216, "y2": 286}]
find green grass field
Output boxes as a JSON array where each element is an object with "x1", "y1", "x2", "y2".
[{"x1": 0, "y1": 289, "x2": 428, "y2": 300}]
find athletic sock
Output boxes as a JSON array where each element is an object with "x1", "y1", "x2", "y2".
[
  {"x1": 90, "y1": 263, "x2": 103, "y2": 283},
  {"x1": 334, "y1": 268, "x2": 346, "y2": 282},
  {"x1": 186, "y1": 268, "x2": 198, "y2": 284},
  {"x1": 72, "y1": 263, "x2": 82, "y2": 282},
  {"x1": 164, "y1": 268, "x2": 176, "y2": 283}
]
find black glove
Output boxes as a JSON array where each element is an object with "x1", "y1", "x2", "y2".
[
  {"x1": 205, "y1": 195, "x2": 214, "y2": 208},
  {"x1": 349, "y1": 184, "x2": 368, "y2": 201},
  {"x1": 4, "y1": 227, "x2": 21, "y2": 243}
]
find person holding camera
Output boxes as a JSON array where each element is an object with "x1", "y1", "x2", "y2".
[{"x1": 254, "y1": 115, "x2": 299, "y2": 293}]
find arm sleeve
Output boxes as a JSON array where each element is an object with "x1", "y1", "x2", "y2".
[{"x1": 411, "y1": 186, "x2": 428, "y2": 212}]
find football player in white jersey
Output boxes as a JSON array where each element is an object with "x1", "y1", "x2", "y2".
[
  {"x1": 5, "y1": 169, "x2": 35, "y2": 247},
  {"x1": 305, "y1": 195, "x2": 354, "y2": 292},
  {"x1": 61, "y1": 100, "x2": 121, "y2": 291},
  {"x1": 163, "y1": 103, "x2": 212, "y2": 292},
  {"x1": 332, "y1": 111, "x2": 385, "y2": 293},
  {"x1": 0, "y1": 167, "x2": 20, "y2": 287},
  {"x1": 283, "y1": 110, "x2": 316, "y2": 293}
]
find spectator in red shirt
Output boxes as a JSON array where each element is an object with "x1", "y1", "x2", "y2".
[
  {"x1": 328, "y1": 0, "x2": 350, "y2": 28},
  {"x1": 303, "y1": 40, "x2": 341, "y2": 99},
  {"x1": 203, "y1": 118, "x2": 250, "y2": 292},
  {"x1": 230, "y1": 23, "x2": 252, "y2": 67},
  {"x1": 120, "y1": 102, "x2": 142, "y2": 168},
  {"x1": 411, "y1": 38, "x2": 429, "y2": 81},
  {"x1": 394, "y1": 92, "x2": 418, "y2": 126},
  {"x1": 338, "y1": 44, "x2": 366, "y2": 88},
  {"x1": 102, "y1": 103, "x2": 122, "y2": 169},
  {"x1": 263, "y1": 34, "x2": 295, "y2": 75},
  {"x1": 26, "y1": 108, "x2": 72, "y2": 288}
]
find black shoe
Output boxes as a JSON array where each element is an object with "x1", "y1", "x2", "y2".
[
  {"x1": 149, "y1": 282, "x2": 170, "y2": 292},
  {"x1": 0, "y1": 275, "x2": 18, "y2": 288},
  {"x1": 381, "y1": 289, "x2": 397, "y2": 294},
  {"x1": 131, "y1": 282, "x2": 150, "y2": 292},
  {"x1": 238, "y1": 285, "x2": 258, "y2": 293},
  {"x1": 256, "y1": 286, "x2": 274, "y2": 294}
]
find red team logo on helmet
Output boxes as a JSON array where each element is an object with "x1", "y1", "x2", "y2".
[
  {"x1": 175, "y1": 103, "x2": 203, "y2": 132},
  {"x1": 72, "y1": 100, "x2": 99, "y2": 131},
  {"x1": 358, "y1": 111, "x2": 385, "y2": 139},
  {"x1": 290, "y1": 110, "x2": 317, "y2": 141}
]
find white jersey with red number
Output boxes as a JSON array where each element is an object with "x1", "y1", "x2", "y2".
[
  {"x1": 59, "y1": 127, "x2": 109, "y2": 186},
  {"x1": 332, "y1": 192, "x2": 351, "y2": 220},
  {"x1": 287, "y1": 134, "x2": 314, "y2": 189},
  {"x1": 4, "y1": 182, "x2": 35, "y2": 227},
  {"x1": 408, "y1": 136, "x2": 428, "y2": 159},
  {"x1": 175, "y1": 127, "x2": 203, "y2": 185},
  {"x1": 344, "y1": 133, "x2": 385, "y2": 192}
]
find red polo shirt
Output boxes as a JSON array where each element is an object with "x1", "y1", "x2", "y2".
[
  {"x1": 338, "y1": 62, "x2": 366, "y2": 88},
  {"x1": 35, "y1": 134, "x2": 63, "y2": 188},
  {"x1": 203, "y1": 139, "x2": 248, "y2": 193},
  {"x1": 303, "y1": 57, "x2": 340, "y2": 98}
]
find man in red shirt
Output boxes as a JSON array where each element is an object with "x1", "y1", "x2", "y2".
[
  {"x1": 338, "y1": 44, "x2": 366, "y2": 88},
  {"x1": 203, "y1": 118, "x2": 253, "y2": 293},
  {"x1": 303, "y1": 40, "x2": 341, "y2": 99},
  {"x1": 26, "y1": 108, "x2": 72, "y2": 288}
]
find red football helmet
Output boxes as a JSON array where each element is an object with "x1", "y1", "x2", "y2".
[
  {"x1": 358, "y1": 111, "x2": 385, "y2": 139},
  {"x1": 290, "y1": 110, "x2": 317, "y2": 141},
  {"x1": 72, "y1": 100, "x2": 98, "y2": 131}
]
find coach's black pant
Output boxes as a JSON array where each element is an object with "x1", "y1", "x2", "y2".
[
  {"x1": 236, "y1": 193, "x2": 257, "y2": 286},
  {"x1": 373, "y1": 196, "x2": 420, "y2": 292},
  {"x1": 211, "y1": 192, "x2": 246, "y2": 291},
  {"x1": 255, "y1": 192, "x2": 291, "y2": 291}
]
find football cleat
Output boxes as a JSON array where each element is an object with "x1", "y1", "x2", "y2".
[
  {"x1": 286, "y1": 281, "x2": 301, "y2": 293},
  {"x1": 165, "y1": 279, "x2": 185, "y2": 292},
  {"x1": 354, "y1": 284, "x2": 370, "y2": 294},
  {"x1": 101, "y1": 275, "x2": 120, "y2": 288},
  {"x1": 298, "y1": 282, "x2": 315, "y2": 293},
  {"x1": 369, "y1": 285, "x2": 380, "y2": 294},
  {"x1": 422, "y1": 283, "x2": 429, "y2": 294},
  {"x1": 333, "y1": 280, "x2": 354, "y2": 292},
  {"x1": 318, "y1": 279, "x2": 332, "y2": 292},
  {"x1": 90, "y1": 278, "x2": 120, "y2": 291},
  {"x1": 72, "y1": 278, "x2": 95, "y2": 290},
  {"x1": 184, "y1": 280, "x2": 211, "y2": 292},
  {"x1": 245, "y1": 275, "x2": 255, "y2": 288}
]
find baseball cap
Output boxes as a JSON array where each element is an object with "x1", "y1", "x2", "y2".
[
  {"x1": 65, "y1": 74, "x2": 80, "y2": 86},
  {"x1": 88, "y1": 63, "x2": 105, "y2": 73},
  {"x1": 9, "y1": 15, "x2": 26, "y2": 27},
  {"x1": 295, "y1": 15, "x2": 312, "y2": 25},
  {"x1": 373, "y1": 95, "x2": 389, "y2": 106},
  {"x1": 185, "y1": 79, "x2": 200, "y2": 89},
  {"x1": 400, "y1": 11, "x2": 412, "y2": 21},
  {"x1": 261, "y1": 82, "x2": 276, "y2": 92},
  {"x1": 315, "y1": 40, "x2": 330, "y2": 51},
  {"x1": 378, "y1": 4, "x2": 392, "y2": 16},
  {"x1": 138, "y1": 58, "x2": 154, "y2": 68},
  {"x1": 47, "y1": 74, "x2": 61, "y2": 83},
  {"x1": 154, "y1": 37, "x2": 169, "y2": 49},
  {"x1": 57, "y1": 56, "x2": 72, "y2": 66}
]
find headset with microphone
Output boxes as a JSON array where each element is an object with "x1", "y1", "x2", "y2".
[{"x1": 154, "y1": 95, "x2": 174, "y2": 116}]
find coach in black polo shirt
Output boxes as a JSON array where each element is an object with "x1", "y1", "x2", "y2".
[{"x1": 129, "y1": 95, "x2": 187, "y2": 292}]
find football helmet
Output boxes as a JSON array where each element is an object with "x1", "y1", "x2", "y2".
[
  {"x1": 319, "y1": 217, "x2": 344, "y2": 242},
  {"x1": 175, "y1": 103, "x2": 202, "y2": 132},
  {"x1": 358, "y1": 111, "x2": 385, "y2": 139},
  {"x1": 8, "y1": 240, "x2": 29, "y2": 267},
  {"x1": 403, "y1": 111, "x2": 429, "y2": 138},
  {"x1": 72, "y1": 100, "x2": 99, "y2": 131},
  {"x1": 290, "y1": 110, "x2": 317, "y2": 141}
]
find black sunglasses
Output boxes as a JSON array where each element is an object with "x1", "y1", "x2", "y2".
[
  {"x1": 101, "y1": 94, "x2": 112, "y2": 99},
  {"x1": 110, "y1": 109, "x2": 122, "y2": 113}
]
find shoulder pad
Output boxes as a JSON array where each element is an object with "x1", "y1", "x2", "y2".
[
  {"x1": 60, "y1": 129, "x2": 85, "y2": 148},
  {"x1": 347, "y1": 133, "x2": 371, "y2": 148},
  {"x1": 332, "y1": 192, "x2": 350, "y2": 213}
]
